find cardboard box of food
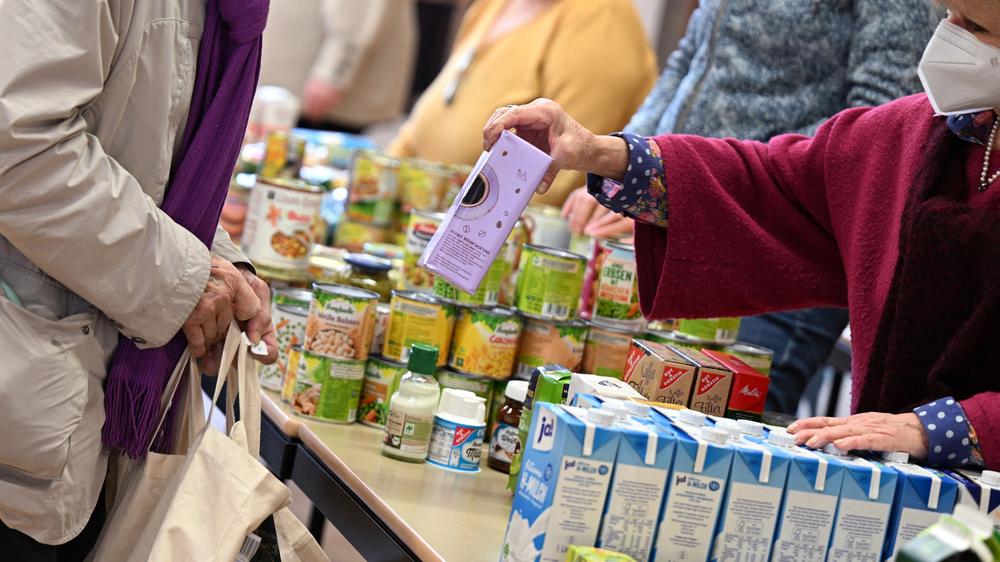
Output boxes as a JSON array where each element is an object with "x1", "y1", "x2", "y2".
[
  {"x1": 703, "y1": 350, "x2": 769, "y2": 422},
  {"x1": 568, "y1": 373, "x2": 646, "y2": 404},
  {"x1": 621, "y1": 339, "x2": 697, "y2": 407},
  {"x1": 672, "y1": 347, "x2": 734, "y2": 417}
]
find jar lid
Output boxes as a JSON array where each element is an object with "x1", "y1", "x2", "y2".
[
  {"x1": 505, "y1": 380, "x2": 529, "y2": 403},
  {"x1": 345, "y1": 253, "x2": 392, "y2": 272}
]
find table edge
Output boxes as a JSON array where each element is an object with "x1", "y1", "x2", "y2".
[{"x1": 261, "y1": 391, "x2": 303, "y2": 438}]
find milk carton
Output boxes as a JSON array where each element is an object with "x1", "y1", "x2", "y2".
[
  {"x1": 569, "y1": 373, "x2": 646, "y2": 404},
  {"x1": 764, "y1": 431, "x2": 846, "y2": 562},
  {"x1": 598, "y1": 417, "x2": 676, "y2": 562},
  {"x1": 709, "y1": 420, "x2": 790, "y2": 562},
  {"x1": 502, "y1": 404, "x2": 619, "y2": 562},
  {"x1": 882, "y1": 452, "x2": 959, "y2": 561},
  {"x1": 824, "y1": 448, "x2": 899, "y2": 562},
  {"x1": 572, "y1": 393, "x2": 606, "y2": 410},
  {"x1": 508, "y1": 365, "x2": 574, "y2": 493},
  {"x1": 420, "y1": 130, "x2": 551, "y2": 294},
  {"x1": 649, "y1": 410, "x2": 734, "y2": 562},
  {"x1": 945, "y1": 469, "x2": 1000, "y2": 532}
]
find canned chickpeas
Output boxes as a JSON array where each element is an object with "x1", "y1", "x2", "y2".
[
  {"x1": 448, "y1": 305, "x2": 522, "y2": 379},
  {"x1": 384, "y1": 290, "x2": 455, "y2": 366},
  {"x1": 305, "y1": 284, "x2": 379, "y2": 360},
  {"x1": 516, "y1": 315, "x2": 588, "y2": 379},
  {"x1": 514, "y1": 244, "x2": 586, "y2": 321}
]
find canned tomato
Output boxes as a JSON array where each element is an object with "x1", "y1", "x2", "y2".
[
  {"x1": 272, "y1": 287, "x2": 313, "y2": 309},
  {"x1": 347, "y1": 151, "x2": 399, "y2": 225},
  {"x1": 676, "y1": 317, "x2": 742, "y2": 344},
  {"x1": 579, "y1": 238, "x2": 614, "y2": 321},
  {"x1": 448, "y1": 306, "x2": 522, "y2": 379},
  {"x1": 433, "y1": 245, "x2": 507, "y2": 306},
  {"x1": 514, "y1": 244, "x2": 586, "y2": 321},
  {"x1": 370, "y1": 303, "x2": 390, "y2": 356},
  {"x1": 515, "y1": 316, "x2": 588, "y2": 378},
  {"x1": 335, "y1": 219, "x2": 390, "y2": 253},
  {"x1": 242, "y1": 176, "x2": 324, "y2": 280},
  {"x1": 592, "y1": 241, "x2": 644, "y2": 328},
  {"x1": 582, "y1": 320, "x2": 640, "y2": 379},
  {"x1": 358, "y1": 356, "x2": 408, "y2": 428},
  {"x1": 292, "y1": 350, "x2": 365, "y2": 423},
  {"x1": 398, "y1": 159, "x2": 447, "y2": 213},
  {"x1": 281, "y1": 344, "x2": 303, "y2": 404},
  {"x1": 384, "y1": 290, "x2": 455, "y2": 366},
  {"x1": 724, "y1": 342, "x2": 775, "y2": 377},
  {"x1": 305, "y1": 284, "x2": 379, "y2": 360},
  {"x1": 259, "y1": 304, "x2": 309, "y2": 391},
  {"x1": 401, "y1": 209, "x2": 444, "y2": 292},
  {"x1": 645, "y1": 330, "x2": 725, "y2": 354},
  {"x1": 436, "y1": 369, "x2": 494, "y2": 414}
]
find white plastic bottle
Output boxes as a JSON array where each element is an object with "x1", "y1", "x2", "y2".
[
  {"x1": 427, "y1": 389, "x2": 487, "y2": 473},
  {"x1": 382, "y1": 344, "x2": 440, "y2": 462}
]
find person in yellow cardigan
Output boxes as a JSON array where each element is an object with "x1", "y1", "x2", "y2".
[{"x1": 387, "y1": 0, "x2": 657, "y2": 207}]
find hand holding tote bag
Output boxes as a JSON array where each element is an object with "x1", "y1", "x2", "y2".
[{"x1": 90, "y1": 324, "x2": 296, "y2": 562}]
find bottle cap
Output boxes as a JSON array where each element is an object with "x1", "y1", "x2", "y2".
[
  {"x1": 980, "y1": 470, "x2": 1000, "y2": 488},
  {"x1": 407, "y1": 344, "x2": 439, "y2": 375},
  {"x1": 602, "y1": 399, "x2": 629, "y2": 420},
  {"x1": 587, "y1": 408, "x2": 616, "y2": 427},
  {"x1": 823, "y1": 444, "x2": 848, "y2": 457},
  {"x1": 344, "y1": 253, "x2": 392, "y2": 272},
  {"x1": 714, "y1": 418, "x2": 742, "y2": 439},
  {"x1": 437, "y1": 389, "x2": 485, "y2": 423},
  {"x1": 701, "y1": 427, "x2": 729, "y2": 446},
  {"x1": 678, "y1": 409, "x2": 706, "y2": 427},
  {"x1": 625, "y1": 401, "x2": 651, "y2": 418},
  {"x1": 505, "y1": 380, "x2": 529, "y2": 403},
  {"x1": 882, "y1": 451, "x2": 910, "y2": 464},
  {"x1": 738, "y1": 419, "x2": 764, "y2": 437},
  {"x1": 767, "y1": 429, "x2": 796, "y2": 448}
]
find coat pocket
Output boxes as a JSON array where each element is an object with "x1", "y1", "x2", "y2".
[{"x1": 0, "y1": 296, "x2": 103, "y2": 479}]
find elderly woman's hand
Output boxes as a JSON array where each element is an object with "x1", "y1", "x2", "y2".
[
  {"x1": 483, "y1": 99, "x2": 628, "y2": 194},
  {"x1": 787, "y1": 412, "x2": 929, "y2": 459}
]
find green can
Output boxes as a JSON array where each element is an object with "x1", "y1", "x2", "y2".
[
  {"x1": 676, "y1": 317, "x2": 742, "y2": 344},
  {"x1": 291, "y1": 350, "x2": 365, "y2": 423},
  {"x1": 359, "y1": 356, "x2": 408, "y2": 428},
  {"x1": 645, "y1": 330, "x2": 725, "y2": 354},
  {"x1": 432, "y1": 245, "x2": 507, "y2": 306},
  {"x1": 435, "y1": 368, "x2": 494, "y2": 418},
  {"x1": 272, "y1": 287, "x2": 313, "y2": 309},
  {"x1": 592, "y1": 241, "x2": 644, "y2": 329},
  {"x1": 514, "y1": 244, "x2": 586, "y2": 321},
  {"x1": 724, "y1": 342, "x2": 775, "y2": 377}
]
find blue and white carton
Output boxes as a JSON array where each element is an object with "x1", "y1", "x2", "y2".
[
  {"x1": 650, "y1": 409, "x2": 734, "y2": 562},
  {"x1": 598, "y1": 414, "x2": 677, "y2": 562},
  {"x1": 501, "y1": 404, "x2": 620, "y2": 562},
  {"x1": 765, "y1": 431, "x2": 846, "y2": 562},
  {"x1": 571, "y1": 392, "x2": 605, "y2": 410},
  {"x1": 947, "y1": 469, "x2": 1000, "y2": 531},
  {"x1": 881, "y1": 452, "x2": 958, "y2": 561},
  {"x1": 709, "y1": 420, "x2": 791, "y2": 562},
  {"x1": 823, "y1": 449, "x2": 899, "y2": 562}
]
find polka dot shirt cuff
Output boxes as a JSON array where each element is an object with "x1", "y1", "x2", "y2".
[
  {"x1": 586, "y1": 132, "x2": 669, "y2": 227},
  {"x1": 914, "y1": 397, "x2": 983, "y2": 468}
]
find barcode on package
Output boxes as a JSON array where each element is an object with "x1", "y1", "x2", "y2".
[
  {"x1": 485, "y1": 291, "x2": 499, "y2": 304},
  {"x1": 542, "y1": 302, "x2": 569, "y2": 319},
  {"x1": 717, "y1": 329, "x2": 737, "y2": 341}
]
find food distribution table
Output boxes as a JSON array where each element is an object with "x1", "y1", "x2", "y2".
[{"x1": 260, "y1": 391, "x2": 512, "y2": 562}]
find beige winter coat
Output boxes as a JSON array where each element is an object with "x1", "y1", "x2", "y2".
[{"x1": 0, "y1": 0, "x2": 246, "y2": 545}]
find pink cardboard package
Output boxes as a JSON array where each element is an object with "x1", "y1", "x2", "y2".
[{"x1": 419, "y1": 130, "x2": 552, "y2": 294}]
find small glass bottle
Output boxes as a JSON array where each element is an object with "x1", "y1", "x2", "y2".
[
  {"x1": 382, "y1": 344, "x2": 440, "y2": 462},
  {"x1": 487, "y1": 380, "x2": 528, "y2": 473},
  {"x1": 339, "y1": 253, "x2": 393, "y2": 302}
]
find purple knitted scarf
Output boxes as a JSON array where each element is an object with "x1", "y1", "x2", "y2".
[{"x1": 102, "y1": 0, "x2": 269, "y2": 459}]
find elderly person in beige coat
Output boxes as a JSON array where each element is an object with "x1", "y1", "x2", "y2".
[
  {"x1": 260, "y1": 0, "x2": 418, "y2": 132},
  {"x1": 0, "y1": 1, "x2": 277, "y2": 559}
]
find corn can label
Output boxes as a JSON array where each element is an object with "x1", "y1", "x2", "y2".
[
  {"x1": 292, "y1": 352, "x2": 365, "y2": 423},
  {"x1": 593, "y1": 244, "x2": 643, "y2": 327},
  {"x1": 515, "y1": 246, "x2": 585, "y2": 321},
  {"x1": 384, "y1": 293, "x2": 455, "y2": 366},
  {"x1": 305, "y1": 286, "x2": 378, "y2": 360},
  {"x1": 359, "y1": 356, "x2": 407, "y2": 428},
  {"x1": 515, "y1": 317, "x2": 588, "y2": 378},
  {"x1": 581, "y1": 324, "x2": 638, "y2": 379},
  {"x1": 259, "y1": 305, "x2": 308, "y2": 391},
  {"x1": 448, "y1": 307, "x2": 522, "y2": 379},
  {"x1": 281, "y1": 345, "x2": 303, "y2": 404}
]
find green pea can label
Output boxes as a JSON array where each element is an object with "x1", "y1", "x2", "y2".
[
  {"x1": 592, "y1": 241, "x2": 644, "y2": 329},
  {"x1": 676, "y1": 317, "x2": 742, "y2": 344},
  {"x1": 433, "y1": 246, "x2": 507, "y2": 306},
  {"x1": 436, "y1": 369, "x2": 494, "y2": 416},
  {"x1": 359, "y1": 356, "x2": 408, "y2": 428},
  {"x1": 292, "y1": 351, "x2": 365, "y2": 423},
  {"x1": 514, "y1": 244, "x2": 586, "y2": 321}
]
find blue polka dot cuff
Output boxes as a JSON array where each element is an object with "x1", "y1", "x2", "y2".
[
  {"x1": 586, "y1": 132, "x2": 669, "y2": 227},
  {"x1": 914, "y1": 397, "x2": 983, "y2": 468}
]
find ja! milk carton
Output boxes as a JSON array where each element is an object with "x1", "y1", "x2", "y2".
[
  {"x1": 598, "y1": 413, "x2": 677, "y2": 562},
  {"x1": 502, "y1": 404, "x2": 619, "y2": 562},
  {"x1": 649, "y1": 409, "x2": 734, "y2": 562},
  {"x1": 881, "y1": 452, "x2": 959, "y2": 561},
  {"x1": 822, "y1": 447, "x2": 899, "y2": 562},
  {"x1": 764, "y1": 431, "x2": 846, "y2": 562},
  {"x1": 709, "y1": 419, "x2": 790, "y2": 562},
  {"x1": 945, "y1": 469, "x2": 1000, "y2": 532}
]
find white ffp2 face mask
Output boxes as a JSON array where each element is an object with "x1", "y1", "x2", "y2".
[{"x1": 918, "y1": 19, "x2": 1000, "y2": 116}]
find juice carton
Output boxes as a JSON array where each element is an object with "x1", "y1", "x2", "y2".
[
  {"x1": 762, "y1": 431, "x2": 846, "y2": 562},
  {"x1": 566, "y1": 545, "x2": 638, "y2": 562},
  {"x1": 671, "y1": 348, "x2": 733, "y2": 417},
  {"x1": 945, "y1": 469, "x2": 1000, "y2": 531},
  {"x1": 420, "y1": 130, "x2": 551, "y2": 294},
  {"x1": 509, "y1": 365, "x2": 574, "y2": 493},
  {"x1": 823, "y1": 448, "x2": 899, "y2": 562},
  {"x1": 648, "y1": 412, "x2": 734, "y2": 562},
  {"x1": 621, "y1": 340, "x2": 696, "y2": 407},
  {"x1": 568, "y1": 373, "x2": 646, "y2": 404},
  {"x1": 882, "y1": 452, "x2": 959, "y2": 561},
  {"x1": 709, "y1": 420, "x2": 791, "y2": 562},
  {"x1": 598, "y1": 418, "x2": 676, "y2": 562},
  {"x1": 502, "y1": 404, "x2": 620, "y2": 562},
  {"x1": 702, "y1": 350, "x2": 769, "y2": 422}
]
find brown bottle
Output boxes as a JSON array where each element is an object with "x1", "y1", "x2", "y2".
[{"x1": 487, "y1": 381, "x2": 528, "y2": 473}]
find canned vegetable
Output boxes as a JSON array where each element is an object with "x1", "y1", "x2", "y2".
[
  {"x1": 515, "y1": 316, "x2": 588, "y2": 378},
  {"x1": 242, "y1": 176, "x2": 324, "y2": 279},
  {"x1": 384, "y1": 290, "x2": 456, "y2": 366},
  {"x1": 582, "y1": 320, "x2": 640, "y2": 379},
  {"x1": 305, "y1": 284, "x2": 379, "y2": 360},
  {"x1": 448, "y1": 305, "x2": 522, "y2": 379},
  {"x1": 514, "y1": 244, "x2": 586, "y2": 321},
  {"x1": 259, "y1": 304, "x2": 308, "y2": 391},
  {"x1": 359, "y1": 356, "x2": 408, "y2": 428},
  {"x1": 592, "y1": 241, "x2": 644, "y2": 328},
  {"x1": 292, "y1": 350, "x2": 365, "y2": 423}
]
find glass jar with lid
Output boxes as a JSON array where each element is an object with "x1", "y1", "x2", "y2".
[{"x1": 338, "y1": 253, "x2": 393, "y2": 302}]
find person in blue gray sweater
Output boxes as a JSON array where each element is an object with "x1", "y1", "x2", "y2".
[{"x1": 563, "y1": 0, "x2": 941, "y2": 414}]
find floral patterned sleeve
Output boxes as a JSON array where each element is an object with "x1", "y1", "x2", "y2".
[
  {"x1": 914, "y1": 397, "x2": 984, "y2": 468},
  {"x1": 585, "y1": 132, "x2": 668, "y2": 227}
]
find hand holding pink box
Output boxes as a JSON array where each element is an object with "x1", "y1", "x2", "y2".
[{"x1": 419, "y1": 130, "x2": 552, "y2": 294}]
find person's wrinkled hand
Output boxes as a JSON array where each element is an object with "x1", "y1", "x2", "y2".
[
  {"x1": 302, "y1": 78, "x2": 344, "y2": 121},
  {"x1": 787, "y1": 412, "x2": 929, "y2": 460},
  {"x1": 237, "y1": 266, "x2": 279, "y2": 365},
  {"x1": 483, "y1": 99, "x2": 597, "y2": 194},
  {"x1": 183, "y1": 257, "x2": 260, "y2": 358},
  {"x1": 561, "y1": 187, "x2": 635, "y2": 238}
]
